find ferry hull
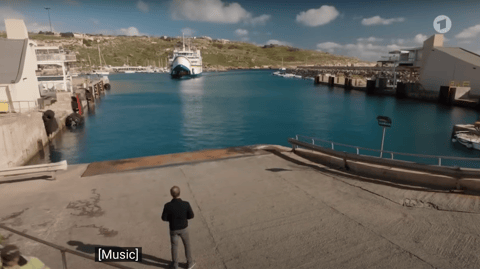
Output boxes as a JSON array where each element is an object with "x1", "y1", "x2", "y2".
[{"x1": 171, "y1": 56, "x2": 202, "y2": 78}]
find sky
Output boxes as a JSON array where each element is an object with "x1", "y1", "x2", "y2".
[{"x1": 1, "y1": 0, "x2": 480, "y2": 61}]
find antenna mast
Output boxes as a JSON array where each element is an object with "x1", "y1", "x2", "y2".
[{"x1": 182, "y1": 33, "x2": 185, "y2": 51}]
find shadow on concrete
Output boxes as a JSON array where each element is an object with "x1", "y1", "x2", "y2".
[
  {"x1": 264, "y1": 149, "x2": 471, "y2": 195},
  {"x1": 67, "y1": 241, "x2": 179, "y2": 268},
  {"x1": 266, "y1": 168, "x2": 292, "y2": 172},
  {"x1": 0, "y1": 175, "x2": 53, "y2": 185}
]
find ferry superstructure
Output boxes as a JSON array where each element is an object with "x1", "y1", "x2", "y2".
[{"x1": 169, "y1": 34, "x2": 202, "y2": 78}]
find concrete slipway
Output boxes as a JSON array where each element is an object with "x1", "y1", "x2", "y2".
[{"x1": 1, "y1": 145, "x2": 480, "y2": 269}]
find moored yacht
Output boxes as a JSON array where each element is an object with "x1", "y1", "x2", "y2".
[{"x1": 451, "y1": 119, "x2": 480, "y2": 150}]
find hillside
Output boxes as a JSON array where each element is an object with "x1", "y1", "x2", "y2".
[{"x1": 2, "y1": 33, "x2": 369, "y2": 70}]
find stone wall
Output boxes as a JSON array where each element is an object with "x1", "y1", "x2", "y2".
[
  {"x1": 0, "y1": 113, "x2": 48, "y2": 168},
  {"x1": 404, "y1": 83, "x2": 438, "y2": 101},
  {"x1": 0, "y1": 92, "x2": 74, "y2": 169}
]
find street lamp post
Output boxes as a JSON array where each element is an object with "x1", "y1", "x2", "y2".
[
  {"x1": 376, "y1": 116, "x2": 392, "y2": 158},
  {"x1": 45, "y1": 7, "x2": 52, "y2": 33}
]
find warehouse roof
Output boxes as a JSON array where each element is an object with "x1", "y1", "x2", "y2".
[
  {"x1": 0, "y1": 38, "x2": 28, "y2": 84},
  {"x1": 436, "y1": 47, "x2": 480, "y2": 67}
]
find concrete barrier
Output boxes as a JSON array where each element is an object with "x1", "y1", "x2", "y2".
[
  {"x1": 289, "y1": 138, "x2": 480, "y2": 193},
  {"x1": 292, "y1": 148, "x2": 466, "y2": 191}
]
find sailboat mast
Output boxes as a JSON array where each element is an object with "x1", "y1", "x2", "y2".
[
  {"x1": 98, "y1": 45, "x2": 102, "y2": 67},
  {"x1": 183, "y1": 33, "x2": 185, "y2": 51}
]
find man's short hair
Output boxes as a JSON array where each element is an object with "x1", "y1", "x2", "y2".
[
  {"x1": 1, "y1": 245, "x2": 20, "y2": 263},
  {"x1": 170, "y1": 186, "x2": 180, "y2": 198}
]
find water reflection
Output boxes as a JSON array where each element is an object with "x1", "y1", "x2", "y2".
[
  {"x1": 179, "y1": 76, "x2": 218, "y2": 151},
  {"x1": 27, "y1": 71, "x2": 480, "y2": 168}
]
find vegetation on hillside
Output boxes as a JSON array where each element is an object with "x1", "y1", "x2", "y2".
[{"x1": 11, "y1": 33, "x2": 365, "y2": 70}]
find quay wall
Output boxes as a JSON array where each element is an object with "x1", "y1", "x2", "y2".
[
  {"x1": 292, "y1": 148, "x2": 480, "y2": 192},
  {"x1": 0, "y1": 92, "x2": 85, "y2": 169},
  {"x1": 0, "y1": 113, "x2": 48, "y2": 168}
]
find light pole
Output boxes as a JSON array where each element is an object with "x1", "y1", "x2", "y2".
[
  {"x1": 45, "y1": 7, "x2": 52, "y2": 33},
  {"x1": 376, "y1": 116, "x2": 392, "y2": 158}
]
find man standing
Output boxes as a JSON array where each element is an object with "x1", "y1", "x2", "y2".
[{"x1": 162, "y1": 186, "x2": 196, "y2": 269}]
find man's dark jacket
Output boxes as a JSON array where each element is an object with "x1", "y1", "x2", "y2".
[{"x1": 162, "y1": 198, "x2": 194, "y2": 231}]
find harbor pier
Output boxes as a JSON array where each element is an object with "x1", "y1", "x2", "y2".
[
  {"x1": 1, "y1": 145, "x2": 480, "y2": 268},
  {"x1": 0, "y1": 76, "x2": 108, "y2": 169}
]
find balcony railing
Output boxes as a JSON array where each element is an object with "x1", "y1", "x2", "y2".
[
  {"x1": 65, "y1": 55, "x2": 77, "y2": 61},
  {"x1": 36, "y1": 54, "x2": 77, "y2": 62}
]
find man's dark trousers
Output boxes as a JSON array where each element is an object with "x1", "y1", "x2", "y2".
[{"x1": 170, "y1": 227, "x2": 193, "y2": 268}]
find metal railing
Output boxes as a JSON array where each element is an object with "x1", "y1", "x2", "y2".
[
  {"x1": 36, "y1": 54, "x2": 66, "y2": 62},
  {"x1": 0, "y1": 101, "x2": 38, "y2": 114},
  {"x1": 0, "y1": 224, "x2": 133, "y2": 269},
  {"x1": 294, "y1": 135, "x2": 480, "y2": 168},
  {"x1": 65, "y1": 55, "x2": 77, "y2": 61},
  {"x1": 36, "y1": 54, "x2": 77, "y2": 62}
]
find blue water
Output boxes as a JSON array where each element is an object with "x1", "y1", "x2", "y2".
[{"x1": 35, "y1": 70, "x2": 480, "y2": 167}]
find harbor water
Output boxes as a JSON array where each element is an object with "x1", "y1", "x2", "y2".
[{"x1": 29, "y1": 70, "x2": 480, "y2": 167}]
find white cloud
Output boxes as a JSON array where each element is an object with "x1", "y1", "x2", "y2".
[
  {"x1": 414, "y1": 33, "x2": 427, "y2": 44},
  {"x1": 265, "y1": 39, "x2": 292, "y2": 46},
  {"x1": 137, "y1": 0, "x2": 149, "y2": 13},
  {"x1": 296, "y1": 5, "x2": 339, "y2": 27},
  {"x1": 170, "y1": 0, "x2": 270, "y2": 25},
  {"x1": 181, "y1": 27, "x2": 195, "y2": 36},
  {"x1": 357, "y1": 37, "x2": 383, "y2": 42},
  {"x1": 245, "y1": 14, "x2": 271, "y2": 26},
  {"x1": 119, "y1": 26, "x2": 146, "y2": 36},
  {"x1": 235, "y1": 29, "x2": 248, "y2": 36},
  {"x1": 455, "y1": 24, "x2": 480, "y2": 39},
  {"x1": 317, "y1": 41, "x2": 403, "y2": 61},
  {"x1": 362, "y1": 16, "x2": 405, "y2": 26},
  {"x1": 391, "y1": 38, "x2": 406, "y2": 44},
  {"x1": 458, "y1": 40, "x2": 472, "y2": 44},
  {"x1": 316, "y1": 42, "x2": 343, "y2": 53},
  {"x1": 28, "y1": 22, "x2": 52, "y2": 32}
]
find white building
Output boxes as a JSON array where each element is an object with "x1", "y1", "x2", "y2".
[
  {"x1": 387, "y1": 34, "x2": 480, "y2": 95},
  {"x1": 0, "y1": 19, "x2": 40, "y2": 113},
  {"x1": 73, "y1": 33, "x2": 86, "y2": 38},
  {"x1": 35, "y1": 45, "x2": 77, "y2": 97}
]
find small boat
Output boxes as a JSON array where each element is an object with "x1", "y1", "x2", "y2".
[
  {"x1": 451, "y1": 120, "x2": 480, "y2": 150},
  {"x1": 124, "y1": 70, "x2": 136, "y2": 74},
  {"x1": 92, "y1": 70, "x2": 109, "y2": 75}
]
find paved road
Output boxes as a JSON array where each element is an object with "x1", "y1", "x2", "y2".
[{"x1": 1, "y1": 146, "x2": 479, "y2": 269}]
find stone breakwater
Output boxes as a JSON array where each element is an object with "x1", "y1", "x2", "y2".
[{"x1": 286, "y1": 67, "x2": 420, "y2": 83}]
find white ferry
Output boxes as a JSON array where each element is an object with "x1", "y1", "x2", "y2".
[{"x1": 169, "y1": 34, "x2": 202, "y2": 78}]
